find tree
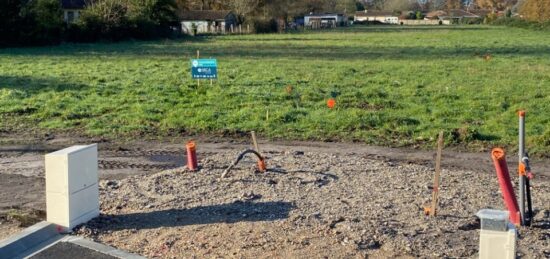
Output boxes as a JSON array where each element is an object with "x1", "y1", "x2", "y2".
[
  {"x1": 520, "y1": 0, "x2": 550, "y2": 22},
  {"x1": 384, "y1": 0, "x2": 415, "y2": 11},
  {"x1": 463, "y1": 0, "x2": 475, "y2": 10},
  {"x1": 364, "y1": 0, "x2": 385, "y2": 10},
  {"x1": 83, "y1": 0, "x2": 129, "y2": 27},
  {"x1": 356, "y1": 1, "x2": 366, "y2": 11},
  {"x1": 335, "y1": 0, "x2": 357, "y2": 14},
  {"x1": 0, "y1": 0, "x2": 26, "y2": 46},
  {"x1": 476, "y1": 0, "x2": 518, "y2": 11},
  {"x1": 174, "y1": 0, "x2": 227, "y2": 10},
  {"x1": 129, "y1": 0, "x2": 178, "y2": 25},
  {"x1": 431, "y1": 0, "x2": 447, "y2": 10},
  {"x1": 0, "y1": 0, "x2": 64, "y2": 46},
  {"x1": 27, "y1": 0, "x2": 64, "y2": 43},
  {"x1": 228, "y1": 0, "x2": 259, "y2": 17},
  {"x1": 321, "y1": 0, "x2": 356, "y2": 14},
  {"x1": 446, "y1": 0, "x2": 462, "y2": 9}
]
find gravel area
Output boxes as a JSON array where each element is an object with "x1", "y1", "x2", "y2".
[{"x1": 75, "y1": 149, "x2": 550, "y2": 258}]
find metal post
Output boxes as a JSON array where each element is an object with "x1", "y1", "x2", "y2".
[
  {"x1": 518, "y1": 111, "x2": 525, "y2": 226},
  {"x1": 522, "y1": 156, "x2": 533, "y2": 226}
]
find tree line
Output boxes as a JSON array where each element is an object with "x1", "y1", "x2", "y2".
[
  {"x1": 1, "y1": 0, "x2": 179, "y2": 47},
  {"x1": 1, "y1": 0, "x2": 549, "y2": 47}
]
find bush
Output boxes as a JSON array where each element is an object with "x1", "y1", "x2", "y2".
[
  {"x1": 69, "y1": 0, "x2": 178, "y2": 42},
  {"x1": 491, "y1": 17, "x2": 550, "y2": 30},
  {"x1": 483, "y1": 13, "x2": 498, "y2": 24},
  {"x1": 462, "y1": 17, "x2": 483, "y2": 24},
  {"x1": 0, "y1": 0, "x2": 64, "y2": 47},
  {"x1": 248, "y1": 18, "x2": 278, "y2": 33},
  {"x1": 1, "y1": 0, "x2": 178, "y2": 47}
]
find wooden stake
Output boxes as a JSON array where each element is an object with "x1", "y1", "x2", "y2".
[
  {"x1": 196, "y1": 50, "x2": 200, "y2": 87},
  {"x1": 430, "y1": 131, "x2": 444, "y2": 216},
  {"x1": 251, "y1": 131, "x2": 260, "y2": 153}
]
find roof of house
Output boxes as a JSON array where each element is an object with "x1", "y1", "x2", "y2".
[
  {"x1": 468, "y1": 9, "x2": 491, "y2": 17},
  {"x1": 426, "y1": 9, "x2": 479, "y2": 19},
  {"x1": 355, "y1": 11, "x2": 396, "y2": 17},
  {"x1": 305, "y1": 13, "x2": 344, "y2": 17},
  {"x1": 446, "y1": 9, "x2": 479, "y2": 18},
  {"x1": 179, "y1": 10, "x2": 233, "y2": 21},
  {"x1": 425, "y1": 10, "x2": 447, "y2": 19},
  {"x1": 61, "y1": 0, "x2": 86, "y2": 9}
]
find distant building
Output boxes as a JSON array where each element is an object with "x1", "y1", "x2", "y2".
[
  {"x1": 354, "y1": 10, "x2": 399, "y2": 24},
  {"x1": 61, "y1": 0, "x2": 86, "y2": 23},
  {"x1": 425, "y1": 9, "x2": 480, "y2": 23},
  {"x1": 179, "y1": 10, "x2": 238, "y2": 35},
  {"x1": 468, "y1": 9, "x2": 492, "y2": 18},
  {"x1": 304, "y1": 13, "x2": 346, "y2": 29}
]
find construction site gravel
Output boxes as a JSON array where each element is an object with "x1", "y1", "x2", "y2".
[
  {"x1": 78, "y1": 149, "x2": 549, "y2": 258},
  {"x1": 1, "y1": 136, "x2": 549, "y2": 258}
]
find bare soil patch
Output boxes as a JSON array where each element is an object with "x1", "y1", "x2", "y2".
[
  {"x1": 1, "y1": 134, "x2": 549, "y2": 257},
  {"x1": 75, "y1": 150, "x2": 549, "y2": 258}
]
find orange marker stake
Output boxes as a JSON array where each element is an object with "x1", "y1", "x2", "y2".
[
  {"x1": 327, "y1": 98, "x2": 336, "y2": 109},
  {"x1": 186, "y1": 141, "x2": 198, "y2": 171},
  {"x1": 257, "y1": 159, "x2": 266, "y2": 172}
]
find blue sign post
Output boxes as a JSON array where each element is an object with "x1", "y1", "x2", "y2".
[{"x1": 191, "y1": 59, "x2": 218, "y2": 79}]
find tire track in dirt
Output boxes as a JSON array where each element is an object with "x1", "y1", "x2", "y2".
[{"x1": 98, "y1": 160, "x2": 177, "y2": 171}]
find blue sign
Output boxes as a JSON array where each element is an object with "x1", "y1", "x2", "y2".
[{"x1": 191, "y1": 59, "x2": 218, "y2": 79}]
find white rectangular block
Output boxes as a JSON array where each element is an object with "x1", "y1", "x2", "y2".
[
  {"x1": 479, "y1": 224, "x2": 516, "y2": 259},
  {"x1": 45, "y1": 144, "x2": 99, "y2": 231}
]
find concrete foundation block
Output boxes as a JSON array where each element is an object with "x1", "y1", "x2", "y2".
[
  {"x1": 45, "y1": 144, "x2": 99, "y2": 231},
  {"x1": 479, "y1": 224, "x2": 516, "y2": 259}
]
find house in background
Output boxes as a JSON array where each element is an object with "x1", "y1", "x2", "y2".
[
  {"x1": 354, "y1": 10, "x2": 399, "y2": 24},
  {"x1": 469, "y1": 9, "x2": 491, "y2": 18},
  {"x1": 425, "y1": 9, "x2": 480, "y2": 23},
  {"x1": 61, "y1": 0, "x2": 86, "y2": 23},
  {"x1": 179, "y1": 10, "x2": 238, "y2": 35},
  {"x1": 304, "y1": 13, "x2": 346, "y2": 29}
]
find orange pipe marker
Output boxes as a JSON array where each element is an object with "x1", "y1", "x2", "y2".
[
  {"x1": 491, "y1": 148, "x2": 520, "y2": 225},
  {"x1": 186, "y1": 141, "x2": 198, "y2": 171}
]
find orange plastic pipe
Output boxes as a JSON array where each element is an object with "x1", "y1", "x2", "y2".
[
  {"x1": 491, "y1": 148, "x2": 520, "y2": 225},
  {"x1": 257, "y1": 159, "x2": 266, "y2": 172},
  {"x1": 186, "y1": 141, "x2": 198, "y2": 171}
]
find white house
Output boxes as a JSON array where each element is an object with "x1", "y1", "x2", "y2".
[
  {"x1": 179, "y1": 10, "x2": 238, "y2": 35},
  {"x1": 61, "y1": 0, "x2": 86, "y2": 23},
  {"x1": 354, "y1": 10, "x2": 399, "y2": 24},
  {"x1": 304, "y1": 13, "x2": 346, "y2": 29}
]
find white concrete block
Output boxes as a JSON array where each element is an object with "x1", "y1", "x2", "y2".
[
  {"x1": 479, "y1": 224, "x2": 516, "y2": 259},
  {"x1": 45, "y1": 144, "x2": 99, "y2": 231}
]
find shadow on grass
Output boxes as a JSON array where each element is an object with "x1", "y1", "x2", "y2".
[
  {"x1": 342, "y1": 25, "x2": 493, "y2": 32},
  {"x1": 0, "y1": 75, "x2": 86, "y2": 94},
  {"x1": 2, "y1": 28, "x2": 550, "y2": 61},
  {"x1": 89, "y1": 201, "x2": 294, "y2": 231}
]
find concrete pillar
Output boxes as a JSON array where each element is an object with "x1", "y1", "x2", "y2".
[
  {"x1": 45, "y1": 144, "x2": 99, "y2": 232},
  {"x1": 477, "y1": 209, "x2": 516, "y2": 259}
]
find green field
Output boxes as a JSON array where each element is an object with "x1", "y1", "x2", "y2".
[{"x1": 1, "y1": 25, "x2": 549, "y2": 154}]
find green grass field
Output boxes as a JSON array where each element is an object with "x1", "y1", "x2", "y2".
[{"x1": 1, "y1": 25, "x2": 549, "y2": 154}]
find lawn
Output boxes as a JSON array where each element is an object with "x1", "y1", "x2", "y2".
[{"x1": 0, "y1": 25, "x2": 549, "y2": 155}]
